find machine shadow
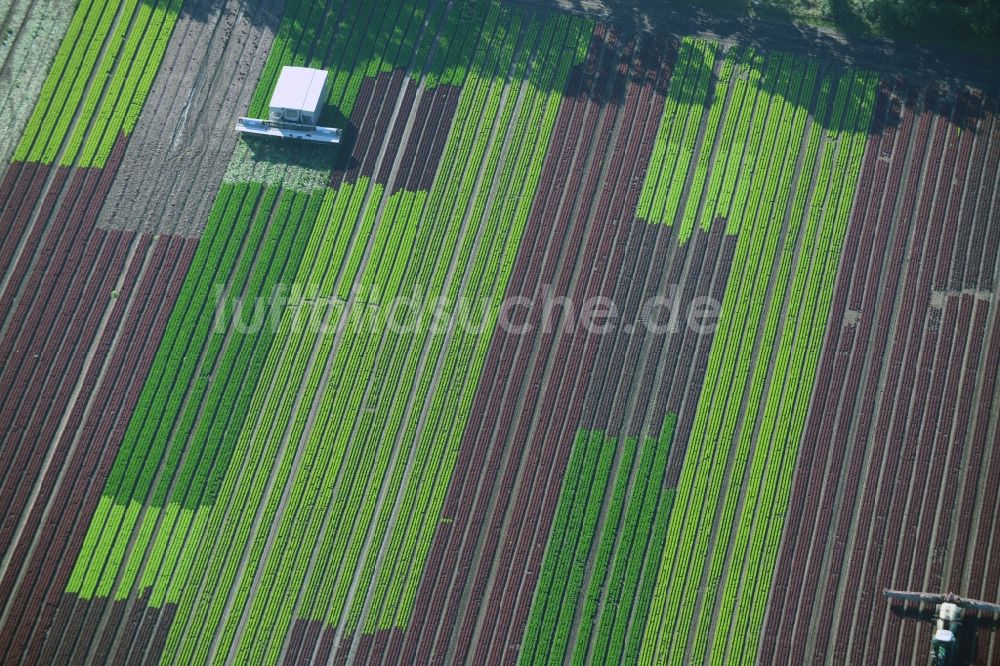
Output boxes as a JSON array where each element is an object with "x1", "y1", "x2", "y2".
[{"x1": 238, "y1": 111, "x2": 359, "y2": 174}]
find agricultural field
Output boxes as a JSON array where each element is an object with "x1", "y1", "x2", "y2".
[{"x1": 0, "y1": 0, "x2": 998, "y2": 665}]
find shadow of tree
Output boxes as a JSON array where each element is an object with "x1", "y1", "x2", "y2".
[
  {"x1": 509, "y1": 0, "x2": 1000, "y2": 96},
  {"x1": 643, "y1": 33, "x2": 904, "y2": 138}
]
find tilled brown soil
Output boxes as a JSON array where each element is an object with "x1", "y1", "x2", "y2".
[{"x1": 96, "y1": 0, "x2": 285, "y2": 236}]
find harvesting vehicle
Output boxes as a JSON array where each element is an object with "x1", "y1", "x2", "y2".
[
  {"x1": 883, "y1": 589, "x2": 1000, "y2": 665},
  {"x1": 235, "y1": 66, "x2": 342, "y2": 143}
]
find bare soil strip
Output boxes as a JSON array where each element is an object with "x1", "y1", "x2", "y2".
[{"x1": 97, "y1": 0, "x2": 286, "y2": 236}]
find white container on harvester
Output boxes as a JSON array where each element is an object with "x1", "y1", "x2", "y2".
[{"x1": 268, "y1": 67, "x2": 329, "y2": 125}]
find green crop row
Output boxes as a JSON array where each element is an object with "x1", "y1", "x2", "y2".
[
  {"x1": 249, "y1": 0, "x2": 437, "y2": 122},
  {"x1": 370, "y1": 12, "x2": 592, "y2": 632},
  {"x1": 13, "y1": 0, "x2": 118, "y2": 163},
  {"x1": 13, "y1": 0, "x2": 181, "y2": 167},
  {"x1": 154, "y1": 186, "x2": 281, "y2": 504},
  {"x1": 636, "y1": 38, "x2": 717, "y2": 229},
  {"x1": 658, "y1": 40, "x2": 718, "y2": 228},
  {"x1": 102, "y1": 184, "x2": 256, "y2": 500},
  {"x1": 689, "y1": 53, "x2": 815, "y2": 666},
  {"x1": 643, "y1": 52, "x2": 805, "y2": 665},
  {"x1": 636, "y1": 40, "x2": 696, "y2": 221},
  {"x1": 356, "y1": 1, "x2": 585, "y2": 638},
  {"x1": 522, "y1": 415, "x2": 678, "y2": 665},
  {"x1": 158, "y1": 187, "x2": 355, "y2": 664},
  {"x1": 524, "y1": 431, "x2": 610, "y2": 665},
  {"x1": 323, "y1": 4, "x2": 533, "y2": 634},
  {"x1": 720, "y1": 71, "x2": 876, "y2": 666},
  {"x1": 68, "y1": 182, "x2": 252, "y2": 597},
  {"x1": 65, "y1": 0, "x2": 340, "y2": 642},
  {"x1": 10, "y1": 0, "x2": 99, "y2": 160},
  {"x1": 701, "y1": 58, "x2": 816, "y2": 650},
  {"x1": 618, "y1": 417, "x2": 676, "y2": 664},
  {"x1": 638, "y1": 53, "x2": 878, "y2": 665},
  {"x1": 174, "y1": 190, "x2": 321, "y2": 508},
  {"x1": 219, "y1": 186, "x2": 389, "y2": 666},
  {"x1": 572, "y1": 435, "x2": 637, "y2": 666},
  {"x1": 324, "y1": 12, "x2": 575, "y2": 638},
  {"x1": 56, "y1": 0, "x2": 139, "y2": 166},
  {"x1": 348, "y1": 7, "x2": 531, "y2": 628},
  {"x1": 67, "y1": 2, "x2": 591, "y2": 662},
  {"x1": 71, "y1": 186, "x2": 316, "y2": 600},
  {"x1": 590, "y1": 417, "x2": 675, "y2": 665},
  {"x1": 625, "y1": 487, "x2": 675, "y2": 662},
  {"x1": 551, "y1": 433, "x2": 615, "y2": 662},
  {"x1": 70, "y1": 182, "x2": 320, "y2": 604},
  {"x1": 156, "y1": 4, "x2": 589, "y2": 663},
  {"x1": 715, "y1": 51, "x2": 767, "y2": 230},
  {"x1": 678, "y1": 47, "x2": 736, "y2": 240},
  {"x1": 521, "y1": 431, "x2": 597, "y2": 664},
  {"x1": 698, "y1": 47, "x2": 752, "y2": 230},
  {"x1": 90, "y1": 0, "x2": 185, "y2": 166},
  {"x1": 292, "y1": 14, "x2": 520, "y2": 614}
]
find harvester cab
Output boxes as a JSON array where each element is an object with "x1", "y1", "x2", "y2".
[
  {"x1": 931, "y1": 602, "x2": 960, "y2": 664},
  {"x1": 884, "y1": 589, "x2": 1000, "y2": 666}
]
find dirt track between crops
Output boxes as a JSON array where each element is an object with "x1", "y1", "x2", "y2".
[
  {"x1": 513, "y1": 0, "x2": 1000, "y2": 93},
  {"x1": 97, "y1": 0, "x2": 285, "y2": 236}
]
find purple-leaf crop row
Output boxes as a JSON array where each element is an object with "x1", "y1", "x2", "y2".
[{"x1": 762, "y1": 82, "x2": 1000, "y2": 666}]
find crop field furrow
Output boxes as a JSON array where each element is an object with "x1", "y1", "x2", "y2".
[
  {"x1": 763, "y1": 81, "x2": 1000, "y2": 666},
  {"x1": 9, "y1": 2, "x2": 595, "y2": 664},
  {"x1": 97, "y1": 0, "x2": 288, "y2": 236},
  {"x1": 762, "y1": 79, "x2": 902, "y2": 665},
  {"x1": 358, "y1": 29, "x2": 744, "y2": 666},
  {"x1": 392, "y1": 85, "x2": 462, "y2": 193},
  {"x1": 0, "y1": 8, "x2": 187, "y2": 606},
  {"x1": 879, "y1": 94, "x2": 971, "y2": 666},
  {"x1": 470, "y1": 33, "x2": 658, "y2": 664},
  {"x1": 412, "y1": 30, "x2": 645, "y2": 664},
  {"x1": 0, "y1": 231, "x2": 198, "y2": 663},
  {"x1": 638, "y1": 51, "x2": 879, "y2": 664},
  {"x1": 357, "y1": 26, "x2": 616, "y2": 666},
  {"x1": 0, "y1": 149, "x2": 158, "y2": 536},
  {"x1": 3, "y1": 1, "x2": 999, "y2": 664},
  {"x1": 851, "y1": 96, "x2": 967, "y2": 665},
  {"x1": 0, "y1": 229, "x2": 130, "y2": 511},
  {"x1": 519, "y1": 422, "x2": 676, "y2": 665},
  {"x1": 362, "y1": 25, "x2": 628, "y2": 664}
]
